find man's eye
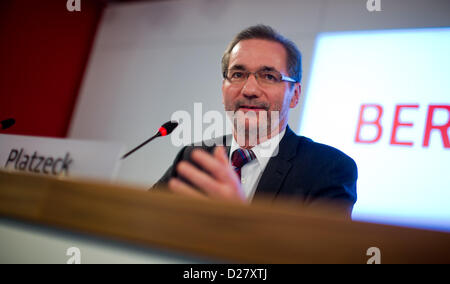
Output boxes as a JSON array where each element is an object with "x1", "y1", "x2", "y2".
[
  {"x1": 262, "y1": 72, "x2": 278, "y2": 82},
  {"x1": 231, "y1": 71, "x2": 244, "y2": 78}
]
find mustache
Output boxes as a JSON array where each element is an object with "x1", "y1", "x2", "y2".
[{"x1": 233, "y1": 100, "x2": 270, "y2": 110}]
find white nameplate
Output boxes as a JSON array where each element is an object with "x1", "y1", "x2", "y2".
[{"x1": 0, "y1": 134, "x2": 126, "y2": 181}]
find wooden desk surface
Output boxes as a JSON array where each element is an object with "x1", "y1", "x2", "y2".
[{"x1": 0, "y1": 170, "x2": 449, "y2": 263}]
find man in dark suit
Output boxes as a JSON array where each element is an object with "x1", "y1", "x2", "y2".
[{"x1": 153, "y1": 25, "x2": 357, "y2": 215}]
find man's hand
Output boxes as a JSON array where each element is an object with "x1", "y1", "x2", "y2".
[{"x1": 168, "y1": 146, "x2": 247, "y2": 203}]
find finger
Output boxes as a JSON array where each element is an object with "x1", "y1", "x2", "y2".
[
  {"x1": 168, "y1": 178, "x2": 208, "y2": 200},
  {"x1": 191, "y1": 149, "x2": 233, "y2": 183},
  {"x1": 176, "y1": 161, "x2": 224, "y2": 197},
  {"x1": 213, "y1": 146, "x2": 241, "y2": 184},
  {"x1": 214, "y1": 146, "x2": 229, "y2": 166}
]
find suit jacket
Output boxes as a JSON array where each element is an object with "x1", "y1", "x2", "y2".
[{"x1": 152, "y1": 125, "x2": 358, "y2": 215}]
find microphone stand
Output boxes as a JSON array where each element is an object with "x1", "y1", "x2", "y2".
[{"x1": 121, "y1": 132, "x2": 161, "y2": 159}]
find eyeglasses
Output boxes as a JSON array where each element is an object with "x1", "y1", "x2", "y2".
[{"x1": 224, "y1": 69, "x2": 297, "y2": 85}]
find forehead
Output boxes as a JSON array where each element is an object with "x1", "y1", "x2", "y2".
[{"x1": 228, "y1": 39, "x2": 288, "y2": 72}]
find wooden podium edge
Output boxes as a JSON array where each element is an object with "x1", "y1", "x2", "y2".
[{"x1": 1, "y1": 170, "x2": 449, "y2": 263}]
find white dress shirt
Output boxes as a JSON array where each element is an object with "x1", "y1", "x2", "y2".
[{"x1": 229, "y1": 128, "x2": 286, "y2": 201}]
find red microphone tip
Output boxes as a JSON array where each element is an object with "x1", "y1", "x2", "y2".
[{"x1": 159, "y1": 127, "x2": 168, "y2": 136}]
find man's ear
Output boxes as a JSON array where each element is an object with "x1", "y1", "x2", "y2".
[{"x1": 289, "y1": 83, "x2": 301, "y2": 108}]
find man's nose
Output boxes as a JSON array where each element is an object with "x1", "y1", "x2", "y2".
[{"x1": 241, "y1": 73, "x2": 262, "y2": 98}]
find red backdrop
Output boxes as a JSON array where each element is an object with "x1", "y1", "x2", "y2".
[{"x1": 0, "y1": 0, "x2": 104, "y2": 138}]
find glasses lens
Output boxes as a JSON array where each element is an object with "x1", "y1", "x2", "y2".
[
  {"x1": 227, "y1": 70, "x2": 247, "y2": 82},
  {"x1": 257, "y1": 70, "x2": 282, "y2": 84},
  {"x1": 226, "y1": 69, "x2": 285, "y2": 84}
]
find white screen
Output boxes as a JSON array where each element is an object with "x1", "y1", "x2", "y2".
[{"x1": 299, "y1": 28, "x2": 450, "y2": 232}]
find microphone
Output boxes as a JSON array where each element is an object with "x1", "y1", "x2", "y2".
[
  {"x1": 1, "y1": 118, "x2": 15, "y2": 130},
  {"x1": 122, "y1": 121, "x2": 178, "y2": 159}
]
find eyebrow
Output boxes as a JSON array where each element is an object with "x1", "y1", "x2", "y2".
[
  {"x1": 260, "y1": 66, "x2": 277, "y2": 72},
  {"x1": 229, "y1": 65, "x2": 278, "y2": 72},
  {"x1": 229, "y1": 64, "x2": 247, "y2": 71}
]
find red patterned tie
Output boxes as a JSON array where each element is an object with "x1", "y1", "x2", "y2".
[{"x1": 231, "y1": 148, "x2": 257, "y2": 180}]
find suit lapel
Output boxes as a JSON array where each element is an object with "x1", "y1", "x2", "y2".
[{"x1": 254, "y1": 126, "x2": 300, "y2": 201}]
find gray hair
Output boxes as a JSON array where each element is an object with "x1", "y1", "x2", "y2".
[{"x1": 221, "y1": 24, "x2": 302, "y2": 84}]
